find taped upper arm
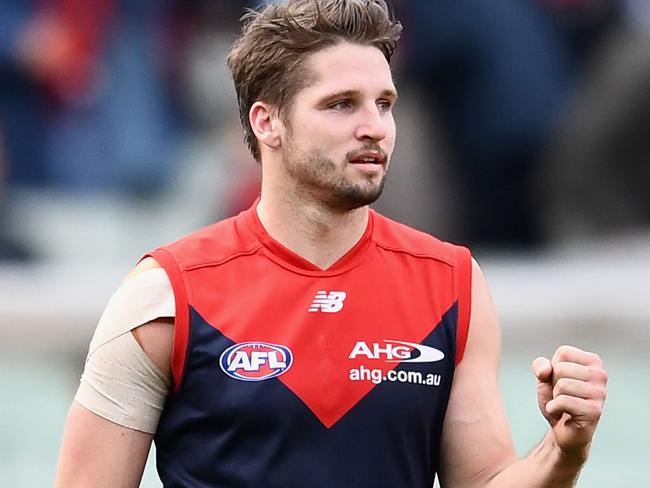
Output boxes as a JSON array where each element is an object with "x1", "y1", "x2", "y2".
[
  {"x1": 127, "y1": 257, "x2": 174, "y2": 378},
  {"x1": 438, "y1": 259, "x2": 517, "y2": 487},
  {"x1": 56, "y1": 258, "x2": 176, "y2": 486}
]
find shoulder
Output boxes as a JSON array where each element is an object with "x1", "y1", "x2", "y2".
[
  {"x1": 151, "y1": 212, "x2": 261, "y2": 270},
  {"x1": 121, "y1": 257, "x2": 174, "y2": 379},
  {"x1": 371, "y1": 210, "x2": 468, "y2": 267},
  {"x1": 124, "y1": 256, "x2": 163, "y2": 282}
]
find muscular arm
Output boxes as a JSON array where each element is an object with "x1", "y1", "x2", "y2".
[
  {"x1": 439, "y1": 260, "x2": 606, "y2": 487},
  {"x1": 55, "y1": 258, "x2": 174, "y2": 488}
]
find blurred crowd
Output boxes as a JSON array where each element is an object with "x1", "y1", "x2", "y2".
[{"x1": 1, "y1": 0, "x2": 649, "y2": 263}]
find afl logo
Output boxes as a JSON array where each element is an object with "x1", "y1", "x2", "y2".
[{"x1": 219, "y1": 342, "x2": 293, "y2": 382}]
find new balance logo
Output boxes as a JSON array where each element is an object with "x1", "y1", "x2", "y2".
[{"x1": 308, "y1": 291, "x2": 347, "y2": 313}]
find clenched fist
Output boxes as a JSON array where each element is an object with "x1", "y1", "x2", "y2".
[{"x1": 532, "y1": 345, "x2": 607, "y2": 460}]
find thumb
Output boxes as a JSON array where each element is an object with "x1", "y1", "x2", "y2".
[
  {"x1": 532, "y1": 357, "x2": 558, "y2": 425},
  {"x1": 532, "y1": 356, "x2": 552, "y2": 383}
]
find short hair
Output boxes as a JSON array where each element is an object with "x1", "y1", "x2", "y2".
[{"x1": 227, "y1": 0, "x2": 402, "y2": 161}]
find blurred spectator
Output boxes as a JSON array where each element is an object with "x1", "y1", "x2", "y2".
[
  {"x1": 0, "y1": 0, "x2": 179, "y2": 195},
  {"x1": 398, "y1": 0, "x2": 574, "y2": 248},
  {"x1": 1, "y1": 0, "x2": 647, "y2": 264},
  {"x1": 171, "y1": 0, "x2": 259, "y2": 222},
  {"x1": 538, "y1": 2, "x2": 650, "y2": 241},
  {"x1": 393, "y1": 0, "x2": 636, "y2": 250},
  {"x1": 0, "y1": 128, "x2": 32, "y2": 261},
  {"x1": 626, "y1": 0, "x2": 650, "y2": 28},
  {"x1": 0, "y1": 0, "x2": 50, "y2": 187},
  {"x1": 538, "y1": 0, "x2": 624, "y2": 69}
]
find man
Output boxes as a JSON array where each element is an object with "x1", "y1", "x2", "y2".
[{"x1": 55, "y1": 1, "x2": 607, "y2": 487}]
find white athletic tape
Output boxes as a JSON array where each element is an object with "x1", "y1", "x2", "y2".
[
  {"x1": 88, "y1": 268, "x2": 175, "y2": 355},
  {"x1": 75, "y1": 331, "x2": 170, "y2": 433},
  {"x1": 74, "y1": 268, "x2": 175, "y2": 433}
]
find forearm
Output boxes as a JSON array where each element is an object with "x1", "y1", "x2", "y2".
[{"x1": 485, "y1": 431, "x2": 588, "y2": 488}]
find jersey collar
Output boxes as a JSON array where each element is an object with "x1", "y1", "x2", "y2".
[{"x1": 242, "y1": 200, "x2": 374, "y2": 275}]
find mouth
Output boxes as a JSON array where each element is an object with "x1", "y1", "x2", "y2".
[{"x1": 348, "y1": 149, "x2": 387, "y2": 166}]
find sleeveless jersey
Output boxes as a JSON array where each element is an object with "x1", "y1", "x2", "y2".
[{"x1": 147, "y1": 204, "x2": 472, "y2": 487}]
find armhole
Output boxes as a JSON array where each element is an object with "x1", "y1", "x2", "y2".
[
  {"x1": 145, "y1": 249, "x2": 190, "y2": 394},
  {"x1": 455, "y1": 246, "x2": 472, "y2": 365}
]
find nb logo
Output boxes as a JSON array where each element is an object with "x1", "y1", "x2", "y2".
[{"x1": 308, "y1": 291, "x2": 347, "y2": 313}]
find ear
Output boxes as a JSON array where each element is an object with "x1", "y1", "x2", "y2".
[{"x1": 249, "y1": 102, "x2": 282, "y2": 151}]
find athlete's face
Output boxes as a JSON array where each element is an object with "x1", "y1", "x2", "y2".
[{"x1": 280, "y1": 42, "x2": 397, "y2": 211}]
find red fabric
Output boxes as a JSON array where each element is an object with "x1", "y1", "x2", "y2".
[
  {"x1": 147, "y1": 248, "x2": 191, "y2": 391},
  {"x1": 150, "y1": 204, "x2": 472, "y2": 426},
  {"x1": 454, "y1": 246, "x2": 472, "y2": 365}
]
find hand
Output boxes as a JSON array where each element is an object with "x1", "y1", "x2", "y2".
[{"x1": 532, "y1": 345, "x2": 607, "y2": 460}]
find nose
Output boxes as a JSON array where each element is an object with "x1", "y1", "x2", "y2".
[{"x1": 354, "y1": 104, "x2": 388, "y2": 142}]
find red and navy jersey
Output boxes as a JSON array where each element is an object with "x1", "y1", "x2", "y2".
[{"x1": 147, "y1": 203, "x2": 472, "y2": 487}]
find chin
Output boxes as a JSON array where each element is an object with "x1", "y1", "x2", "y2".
[{"x1": 331, "y1": 179, "x2": 385, "y2": 210}]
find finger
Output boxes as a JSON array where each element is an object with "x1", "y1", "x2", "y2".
[
  {"x1": 552, "y1": 345, "x2": 604, "y2": 368},
  {"x1": 552, "y1": 377, "x2": 596, "y2": 400},
  {"x1": 533, "y1": 357, "x2": 557, "y2": 424},
  {"x1": 545, "y1": 395, "x2": 603, "y2": 423},
  {"x1": 551, "y1": 361, "x2": 592, "y2": 383},
  {"x1": 532, "y1": 356, "x2": 552, "y2": 383},
  {"x1": 552, "y1": 361, "x2": 608, "y2": 385}
]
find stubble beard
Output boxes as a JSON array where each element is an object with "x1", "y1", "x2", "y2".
[{"x1": 282, "y1": 139, "x2": 387, "y2": 211}]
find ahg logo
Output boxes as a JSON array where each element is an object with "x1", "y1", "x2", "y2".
[{"x1": 348, "y1": 340, "x2": 445, "y2": 363}]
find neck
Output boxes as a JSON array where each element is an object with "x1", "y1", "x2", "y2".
[{"x1": 256, "y1": 188, "x2": 369, "y2": 270}]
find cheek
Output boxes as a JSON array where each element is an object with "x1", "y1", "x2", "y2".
[
  {"x1": 288, "y1": 114, "x2": 339, "y2": 144},
  {"x1": 296, "y1": 119, "x2": 350, "y2": 153},
  {"x1": 386, "y1": 116, "x2": 397, "y2": 146}
]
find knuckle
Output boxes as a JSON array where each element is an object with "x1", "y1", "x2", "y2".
[
  {"x1": 590, "y1": 367, "x2": 608, "y2": 384},
  {"x1": 553, "y1": 378, "x2": 574, "y2": 399},
  {"x1": 554, "y1": 362, "x2": 581, "y2": 381},
  {"x1": 555, "y1": 345, "x2": 572, "y2": 359},
  {"x1": 586, "y1": 384, "x2": 606, "y2": 400},
  {"x1": 552, "y1": 362, "x2": 568, "y2": 378},
  {"x1": 599, "y1": 368, "x2": 609, "y2": 384},
  {"x1": 590, "y1": 352, "x2": 604, "y2": 366},
  {"x1": 555, "y1": 377, "x2": 570, "y2": 392},
  {"x1": 586, "y1": 352, "x2": 603, "y2": 367}
]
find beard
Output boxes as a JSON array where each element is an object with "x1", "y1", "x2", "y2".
[{"x1": 282, "y1": 138, "x2": 387, "y2": 211}]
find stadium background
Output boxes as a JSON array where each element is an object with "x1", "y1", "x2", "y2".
[{"x1": 1, "y1": 1, "x2": 648, "y2": 486}]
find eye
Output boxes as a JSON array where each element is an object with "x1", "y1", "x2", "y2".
[
  {"x1": 377, "y1": 99, "x2": 393, "y2": 112},
  {"x1": 329, "y1": 100, "x2": 353, "y2": 111}
]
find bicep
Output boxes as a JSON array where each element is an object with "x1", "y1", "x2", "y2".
[
  {"x1": 439, "y1": 260, "x2": 517, "y2": 487},
  {"x1": 56, "y1": 258, "x2": 175, "y2": 486},
  {"x1": 55, "y1": 402, "x2": 153, "y2": 488}
]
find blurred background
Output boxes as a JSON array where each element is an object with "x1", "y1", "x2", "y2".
[{"x1": 0, "y1": 0, "x2": 648, "y2": 486}]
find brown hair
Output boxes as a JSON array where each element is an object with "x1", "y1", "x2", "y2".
[{"x1": 227, "y1": 0, "x2": 402, "y2": 161}]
